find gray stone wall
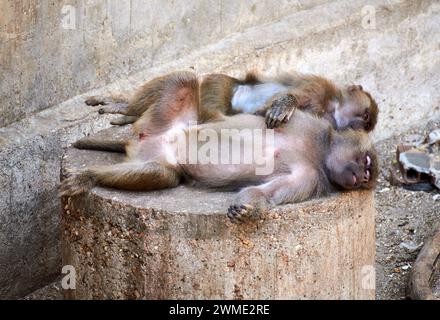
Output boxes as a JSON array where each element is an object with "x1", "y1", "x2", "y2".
[{"x1": 0, "y1": 0, "x2": 328, "y2": 127}]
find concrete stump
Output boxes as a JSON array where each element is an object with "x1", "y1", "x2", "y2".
[{"x1": 61, "y1": 147, "x2": 376, "y2": 300}]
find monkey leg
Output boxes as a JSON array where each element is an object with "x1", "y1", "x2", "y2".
[
  {"x1": 97, "y1": 103, "x2": 130, "y2": 115},
  {"x1": 85, "y1": 94, "x2": 129, "y2": 106},
  {"x1": 133, "y1": 72, "x2": 199, "y2": 136},
  {"x1": 263, "y1": 93, "x2": 299, "y2": 129},
  {"x1": 110, "y1": 115, "x2": 139, "y2": 126},
  {"x1": 59, "y1": 161, "x2": 181, "y2": 197}
]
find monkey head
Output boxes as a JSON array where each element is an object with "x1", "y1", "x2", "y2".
[
  {"x1": 325, "y1": 130, "x2": 378, "y2": 190},
  {"x1": 335, "y1": 85, "x2": 378, "y2": 132}
]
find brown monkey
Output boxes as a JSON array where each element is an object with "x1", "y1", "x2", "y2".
[
  {"x1": 62, "y1": 76, "x2": 378, "y2": 224},
  {"x1": 86, "y1": 70, "x2": 378, "y2": 131}
]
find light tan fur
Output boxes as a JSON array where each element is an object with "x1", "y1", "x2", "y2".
[{"x1": 62, "y1": 79, "x2": 378, "y2": 224}]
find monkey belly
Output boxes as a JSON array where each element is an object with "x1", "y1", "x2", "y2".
[
  {"x1": 181, "y1": 163, "x2": 269, "y2": 188},
  {"x1": 231, "y1": 83, "x2": 290, "y2": 113}
]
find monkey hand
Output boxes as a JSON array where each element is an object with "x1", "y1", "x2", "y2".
[
  {"x1": 59, "y1": 169, "x2": 96, "y2": 197},
  {"x1": 265, "y1": 93, "x2": 297, "y2": 129},
  {"x1": 227, "y1": 204, "x2": 260, "y2": 224},
  {"x1": 227, "y1": 187, "x2": 270, "y2": 223}
]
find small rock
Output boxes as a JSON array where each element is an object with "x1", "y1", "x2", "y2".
[
  {"x1": 399, "y1": 241, "x2": 423, "y2": 252},
  {"x1": 428, "y1": 129, "x2": 440, "y2": 145},
  {"x1": 398, "y1": 220, "x2": 408, "y2": 227},
  {"x1": 433, "y1": 194, "x2": 440, "y2": 201},
  {"x1": 401, "y1": 264, "x2": 411, "y2": 271},
  {"x1": 378, "y1": 187, "x2": 390, "y2": 193}
]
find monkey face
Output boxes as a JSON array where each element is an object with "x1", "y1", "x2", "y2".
[
  {"x1": 336, "y1": 85, "x2": 378, "y2": 132},
  {"x1": 326, "y1": 134, "x2": 379, "y2": 190}
]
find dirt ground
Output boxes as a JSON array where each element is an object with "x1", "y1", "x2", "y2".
[
  {"x1": 375, "y1": 119, "x2": 440, "y2": 300},
  {"x1": 23, "y1": 121, "x2": 440, "y2": 300}
]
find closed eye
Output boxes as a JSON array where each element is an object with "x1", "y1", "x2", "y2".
[{"x1": 363, "y1": 112, "x2": 370, "y2": 121}]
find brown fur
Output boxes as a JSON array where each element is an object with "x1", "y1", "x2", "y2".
[
  {"x1": 81, "y1": 71, "x2": 378, "y2": 152},
  {"x1": 87, "y1": 70, "x2": 377, "y2": 128},
  {"x1": 62, "y1": 78, "x2": 378, "y2": 224}
]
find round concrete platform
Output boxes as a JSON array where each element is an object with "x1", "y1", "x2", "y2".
[{"x1": 60, "y1": 146, "x2": 376, "y2": 299}]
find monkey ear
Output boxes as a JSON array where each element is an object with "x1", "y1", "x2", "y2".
[{"x1": 348, "y1": 85, "x2": 363, "y2": 92}]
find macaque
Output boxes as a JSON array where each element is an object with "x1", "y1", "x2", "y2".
[
  {"x1": 62, "y1": 75, "x2": 378, "y2": 223},
  {"x1": 86, "y1": 70, "x2": 378, "y2": 131}
]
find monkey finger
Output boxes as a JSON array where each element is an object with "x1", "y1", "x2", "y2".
[
  {"x1": 267, "y1": 113, "x2": 280, "y2": 129},
  {"x1": 281, "y1": 108, "x2": 295, "y2": 123},
  {"x1": 227, "y1": 206, "x2": 248, "y2": 224},
  {"x1": 227, "y1": 211, "x2": 244, "y2": 224},
  {"x1": 281, "y1": 113, "x2": 290, "y2": 123},
  {"x1": 280, "y1": 112, "x2": 290, "y2": 123},
  {"x1": 227, "y1": 206, "x2": 240, "y2": 219},
  {"x1": 268, "y1": 116, "x2": 281, "y2": 129},
  {"x1": 265, "y1": 115, "x2": 274, "y2": 129}
]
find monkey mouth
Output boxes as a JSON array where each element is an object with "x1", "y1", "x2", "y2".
[{"x1": 352, "y1": 168, "x2": 371, "y2": 187}]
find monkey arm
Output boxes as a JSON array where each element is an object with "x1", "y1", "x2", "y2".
[{"x1": 227, "y1": 166, "x2": 319, "y2": 223}]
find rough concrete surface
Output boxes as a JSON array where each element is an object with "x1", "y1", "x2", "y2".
[
  {"x1": 0, "y1": 107, "x2": 115, "y2": 299},
  {"x1": 0, "y1": 0, "x2": 329, "y2": 127},
  {"x1": 23, "y1": 120, "x2": 440, "y2": 300},
  {"x1": 0, "y1": 0, "x2": 439, "y2": 299},
  {"x1": 60, "y1": 148, "x2": 376, "y2": 300}
]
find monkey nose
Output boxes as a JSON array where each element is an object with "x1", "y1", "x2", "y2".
[{"x1": 363, "y1": 169, "x2": 371, "y2": 182}]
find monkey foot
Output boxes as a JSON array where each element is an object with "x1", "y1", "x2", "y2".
[
  {"x1": 85, "y1": 96, "x2": 108, "y2": 106},
  {"x1": 59, "y1": 169, "x2": 95, "y2": 197},
  {"x1": 227, "y1": 204, "x2": 258, "y2": 224}
]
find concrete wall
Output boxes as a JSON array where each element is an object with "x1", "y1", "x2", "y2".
[
  {"x1": 0, "y1": 0, "x2": 439, "y2": 298},
  {"x1": 0, "y1": 0, "x2": 328, "y2": 127}
]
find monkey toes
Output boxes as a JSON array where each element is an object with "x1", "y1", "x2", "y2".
[
  {"x1": 85, "y1": 96, "x2": 108, "y2": 106},
  {"x1": 227, "y1": 204, "x2": 259, "y2": 224}
]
